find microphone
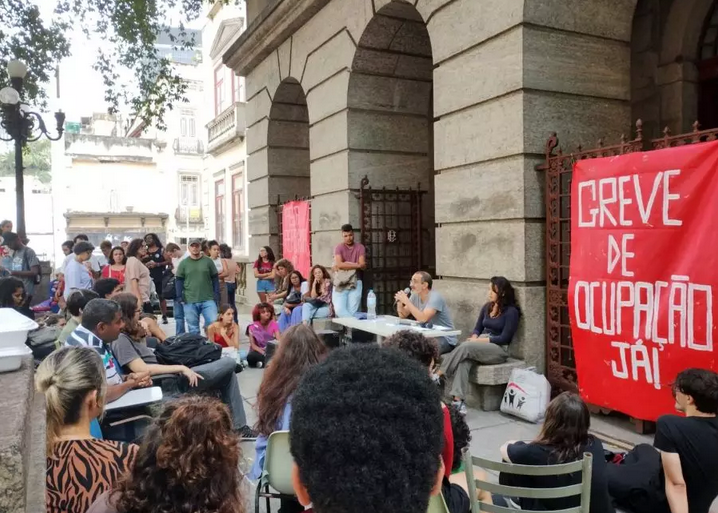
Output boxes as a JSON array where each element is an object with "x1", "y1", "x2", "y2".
[{"x1": 403, "y1": 287, "x2": 411, "y2": 297}]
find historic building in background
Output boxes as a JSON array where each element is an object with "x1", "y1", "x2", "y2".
[{"x1": 218, "y1": 0, "x2": 718, "y2": 372}]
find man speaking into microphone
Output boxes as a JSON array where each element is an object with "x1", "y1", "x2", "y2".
[{"x1": 395, "y1": 271, "x2": 457, "y2": 355}]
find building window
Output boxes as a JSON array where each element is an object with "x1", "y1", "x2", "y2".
[
  {"x1": 232, "y1": 74, "x2": 242, "y2": 103},
  {"x1": 232, "y1": 167, "x2": 244, "y2": 250},
  {"x1": 180, "y1": 110, "x2": 196, "y2": 138},
  {"x1": 180, "y1": 174, "x2": 200, "y2": 208},
  {"x1": 215, "y1": 179, "x2": 225, "y2": 241},
  {"x1": 214, "y1": 66, "x2": 225, "y2": 116}
]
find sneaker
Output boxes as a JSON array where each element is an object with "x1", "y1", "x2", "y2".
[
  {"x1": 451, "y1": 399, "x2": 468, "y2": 416},
  {"x1": 257, "y1": 361, "x2": 264, "y2": 369},
  {"x1": 237, "y1": 425, "x2": 258, "y2": 439},
  {"x1": 162, "y1": 315, "x2": 168, "y2": 325}
]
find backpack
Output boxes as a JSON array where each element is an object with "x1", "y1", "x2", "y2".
[{"x1": 154, "y1": 333, "x2": 221, "y2": 367}]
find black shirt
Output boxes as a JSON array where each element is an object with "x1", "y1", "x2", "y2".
[
  {"x1": 471, "y1": 304, "x2": 520, "y2": 345},
  {"x1": 654, "y1": 414, "x2": 718, "y2": 513},
  {"x1": 505, "y1": 437, "x2": 615, "y2": 513},
  {"x1": 144, "y1": 248, "x2": 167, "y2": 281}
]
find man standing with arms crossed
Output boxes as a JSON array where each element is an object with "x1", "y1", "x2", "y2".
[
  {"x1": 332, "y1": 224, "x2": 366, "y2": 318},
  {"x1": 176, "y1": 239, "x2": 219, "y2": 334}
]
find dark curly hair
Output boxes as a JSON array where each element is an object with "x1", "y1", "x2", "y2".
[
  {"x1": 290, "y1": 345, "x2": 443, "y2": 513},
  {"x1": 448, "y1": 403, "x2": 471, "y2": 472},
  {"x1": 111, "y1": 396, "x2": 244, "y2": 513},
  {"x1": 382, "y1": 330, "x2": 438, "y2": 369}
]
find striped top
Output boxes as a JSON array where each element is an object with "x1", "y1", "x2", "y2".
[{"x1": 65, "y1": 325, "x2": 123, "y2": 385}]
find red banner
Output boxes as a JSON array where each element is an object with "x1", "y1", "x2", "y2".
[
  {"x1": 569, "y1": 141, "x2": 718, "y2": 421},
  {"x1": 282, "y1": 200, "x2": 311, "y2": 278}
]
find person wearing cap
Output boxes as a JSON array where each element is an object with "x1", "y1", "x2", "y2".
[
  {"x1": 64, "y1": 241, "x2": 96, "y2": 299},
  {"x1": 176, "y1": 238, "x2": 220, "y2": 334},
  {"x1": 0, "y1": 231, "x2": 40, "y2": 308}
]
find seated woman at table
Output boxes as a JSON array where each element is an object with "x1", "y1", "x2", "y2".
[
  {"x1": 278, "y1": 270, "x2": 308, "y2": 331},
  {"x1": 438, "y1": 276, "x2": 520, "y2": 415},
  {"x1": 302, "y1": 265, "x2": 334, "y2": 324},
  {"x1": 37, "y1": 346, "x2": 138, "y2": 513},
  {"x1": 247, "y1": 302, "x2": 280, "y2": 368}
]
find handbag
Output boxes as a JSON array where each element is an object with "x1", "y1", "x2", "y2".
[
  {"x1": 285, "y1": 289, "x2": 302, "y2": 305},
  {"x1": 500, "y1": 367, "x2": 551, "y2": 423},
  {"x1": 162, "y1": 270, "x2": 176, "y2": 299}
]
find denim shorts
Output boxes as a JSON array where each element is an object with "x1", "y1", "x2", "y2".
[{"x1": 257, "y1": 279, "x2": 274, "y2": 293}]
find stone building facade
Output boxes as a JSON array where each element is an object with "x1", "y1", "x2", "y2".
[{"x1": 221, "y1": 0, "x2": 717, "y2": 370}]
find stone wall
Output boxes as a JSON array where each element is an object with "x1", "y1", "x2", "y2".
[
  {"x1": 229, "y1": 0, "x2": 642, "y2": 372},
  {"x1": 0, "y1": 357, "x2": 45, "y2": 513}
]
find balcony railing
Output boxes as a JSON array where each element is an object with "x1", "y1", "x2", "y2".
[
  {"x1": 175, "y1": 206, "x2": 203, "y2": 224},
  {"x1": 173, "y1": 138, "x2": 204, "y2": 155},
  {"x1": 206, "y1": 101, "x2": 246, "y2": 155}
]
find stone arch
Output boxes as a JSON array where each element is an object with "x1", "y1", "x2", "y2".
[
  {"x1": 347, "y1": 0, "x2": 435, "y2": 308},
  {"x1": 267, "y1": 77, "x2": 311, "y2": 203},
  {"x1": 631, "y1": 0, "x2": 716, "y2": 136}
]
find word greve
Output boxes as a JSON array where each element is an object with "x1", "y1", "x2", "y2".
[{"x1": 577, "y1": 170, "x2": 682, "y2": 228}]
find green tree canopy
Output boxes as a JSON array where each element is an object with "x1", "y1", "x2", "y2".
[
  {"x1": 0, "y1": 139, "x2": 51, "y2": 183},
  {"x1": 0, "y1": 0, "x2": 223, "y2": 130}
]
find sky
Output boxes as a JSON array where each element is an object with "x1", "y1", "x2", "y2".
[{"x1": 36, "y1": 0, "x2": 206, "y2": 122}]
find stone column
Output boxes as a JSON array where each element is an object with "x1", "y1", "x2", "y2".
[{"x1": 421, "y1": 0, "x2": 635, "y2": 371}]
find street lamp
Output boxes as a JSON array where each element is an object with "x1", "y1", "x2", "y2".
[{"x1": 0, "y1": 59, "x2": 65, "y2": 240}]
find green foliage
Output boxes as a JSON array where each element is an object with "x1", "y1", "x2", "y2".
[
  {"x1": 0, "y1": 139, "x2": 51, "y2": 183},
  {"x1": 0, "y1": 0, "x2": 231, "y2": 130}
]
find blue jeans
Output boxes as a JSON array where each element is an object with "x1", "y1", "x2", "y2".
[
  {"x1": 278, "y1": 305, "x2": 303, "y2": 331},
  {"x1": 174, "y1": 300, "x2": 186, "y2": 335},
  {"x1": 332, "y1": 280, "x2": 363, "y2": 318},
  {"x1": 184, "y1": 300, "x2": 219, "y2": 334},
  {"x1": 302, "y1": 302, "x2": 331, "y2": 323}
]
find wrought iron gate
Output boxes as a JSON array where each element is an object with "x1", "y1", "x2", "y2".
[
  {"x1": 543, "y1": 120, "x2": 718, "y2": 393},
  {"x1": 360, "y1": 177, "x2": 427, "y2": 314}
]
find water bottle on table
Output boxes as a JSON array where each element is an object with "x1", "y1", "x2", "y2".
[{"x1": 367, "y1": 289, "x2": 377, "y2": 320}]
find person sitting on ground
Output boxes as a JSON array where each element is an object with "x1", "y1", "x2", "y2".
[
  {"x1": 65, "y1": 298, "x2": 152, "y2": 405},
  {"x1": 246, "y1": 302, "x2": 280, "y2": 368},
  {"x1": 395, "y1": 271, "x2": 457, "y2": 355},
  {"x1": 249, "y1": 325, "x2": 327, "y2": 492},
  {"x1": 37, "y1": 346, "x2": 139, "y2": 513},
  {"x1": 290, "y1": 344, "x2": 445, "y2": 513},
  {"x1": 302, "y1": 264, "x2": 334, "y2": 324},
  {"x1": 0, "y1": 276, "x2": 33, "y2": 318},
  {"x1": 111, "y1": 292, "x2": 256, "y2": 438},
  {"x1": 206, "y1": 303, "x2": 239, "y2": 349},
  {"x1": 64, "y1": 241, "x2": 96, "y2": 299},
  {"x1": 438, "y1": 276, "x2": 520, "y2": 414},
  {"x1": 498, "y1": 392, "x2": 614, "y2": 513},
  {"x1": 31, "y1": 271, "x2": 63, "y2": 314},
  {"x1": 56, "y1": 289, "x2": 100, "y2": 348},
  {"x1": 87, "y1": 396, "x2": 247, "y2": 513},
  {"x1": 278, "y1": 270, "x2": 308, "y2": 331},
  {"x1": 101, "y1": 246, "x2": 126, "y2": 284},
  {"x1": 94, "y1": 278, "x2": 123, "y2": 299},
  {"x1": 382, "y1": 330, "x2": 492, "y2": 513},
  {"x1": 267, "y1": 258, "x2": 294, "y2": 305},
  {"x1": 607, "y1": 368, "x2": 718, "y2": 513}
]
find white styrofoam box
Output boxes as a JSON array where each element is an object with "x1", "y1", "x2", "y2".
[
  {"x1": 0, "y1": 344, "x2": 32, "y2": 373},
  {"x1": 0, "y1": 308, "x2": 39, "y2": 349}
]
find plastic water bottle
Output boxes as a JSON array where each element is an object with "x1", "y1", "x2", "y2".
[{"x1": 367, "y1": 290, "x2": 377, "y2": 320}]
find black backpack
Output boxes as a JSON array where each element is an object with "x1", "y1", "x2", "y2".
[{"x1": 154, "y1": 333, "x2": 221, "y2": 367}]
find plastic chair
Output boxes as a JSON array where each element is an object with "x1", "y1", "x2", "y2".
[
  {"x1": 255, "y1": 430, "x2": 297, "y2": 513},
  {"x1": 427, "y1": 493, "x2": 450, "y2": 513},
  {"x1": 463, "y1": 450, "x2": 593, "y2": 513}
]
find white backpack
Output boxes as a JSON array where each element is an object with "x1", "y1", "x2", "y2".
[{"x1": 500, "y1": 367, "x2": 551, "y2": 423}]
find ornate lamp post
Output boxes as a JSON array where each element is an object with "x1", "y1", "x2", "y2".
[{"x1": 0, "y1": 59, "x2": 65, "y2": 240}]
